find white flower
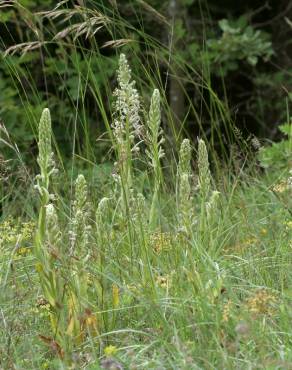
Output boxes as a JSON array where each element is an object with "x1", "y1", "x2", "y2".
[{"x1": 112, "y1": 54, "x2": 142, "y2": 142}]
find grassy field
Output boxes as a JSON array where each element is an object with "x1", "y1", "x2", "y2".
[{"x1": 1, "y1": 54, "x2": 292, "y2": 370}]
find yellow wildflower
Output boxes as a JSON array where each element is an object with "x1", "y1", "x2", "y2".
[
  {"x1": 0, "y1": 218, "x2": 35, "y2": 249},
  {"x1": 245, "y1": 289, "x2": 277, "y2": 316},
  {"x1": 85, "y1": 314, "x2": 97, "y2": 327},
  {"x1": 17, "y1": 247, "x2": 31, "y2": 256},
  {"x1": 272, "y1": 181, "x2": 288, "y2": 193},
  {"x1": 104, "y1": 345, "x2": 118, "y2": 357},
  {"x1": 222, "y1": 300, "x2": 232, "y2": 323},
  {"x1": 244, "y1": 237, "x2": 258, "y2": 246},
  {"x1": 35, "y1": 263, "x2": 43, "y2": 273},
  {"x1": 21, "y1": 221, "x2": 35, "y2": 240},
  {"x1": 155, "y1": 275, "x2": 171, "y2": 289},
  {"x1": 37, "y1": 297, "x2": 50, "y2": 310},
  {"x1": 150, "y1": 231, "x2": 172, "y2": 254}
]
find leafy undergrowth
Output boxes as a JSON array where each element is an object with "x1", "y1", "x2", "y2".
[{"x1": 0, "y1": 55, "x2": 292, "y2": 370}]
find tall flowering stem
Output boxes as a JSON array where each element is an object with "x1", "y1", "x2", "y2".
[
  {"x1": 112, "y1": 54, "x2": 142, "y2": 211},
  {"x1": 146, "y1": 89, "x2": 165, "y2": 230},
  {"x1": 69, "y1": 174, "x2": 91, "y2": 304},
  {"x1": 35, "y1": 108, "x2": 55, "y2": 247},
  {"x1": 34, "y1": 108, "x2": 68, "y2": 352},
  {"x1": 69, "y1": 174, "x2": 91, "y2": 257},
  {"x1": 198, "y1": 139, "x2": 211, "y2": 201},
  {"x1": 177, "y1": 139, "x2": 193, "y2": 233},
  {"x1": 66, "y1": 174, "x2": 98, "y2": 347},
  {"x1": 197, "y1": 138, "x2": 220, "y2": 240},
  {"x1": 35, "y1": 108, "x2": 57, "y2": 271}
]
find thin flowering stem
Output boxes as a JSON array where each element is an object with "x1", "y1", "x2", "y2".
[
  {"x1": 146, "y1": 89, "x2": 165, "y2": 231},
  {"x1": 198, "y1": 138, "x2": 211, "y2": 201},
  {"x1": 177, "y1": 139, "x2": 193, "y2": 233},
  {"x1": 112, "y1": 54, "x2": 142, "y2": 213},
  {"x1": 69, "y1": 174, "x2": 91, "y2": 256},
  {"x1": 35, "y1": 108, "x2": 54, "y2": 246},
  {"x1": 34, "y1": 108, "x2": 68, "y2": 351}
]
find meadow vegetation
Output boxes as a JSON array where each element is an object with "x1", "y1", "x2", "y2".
[{"x1": 0, "y1": 1, "x2": 292, "y2": 369}]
